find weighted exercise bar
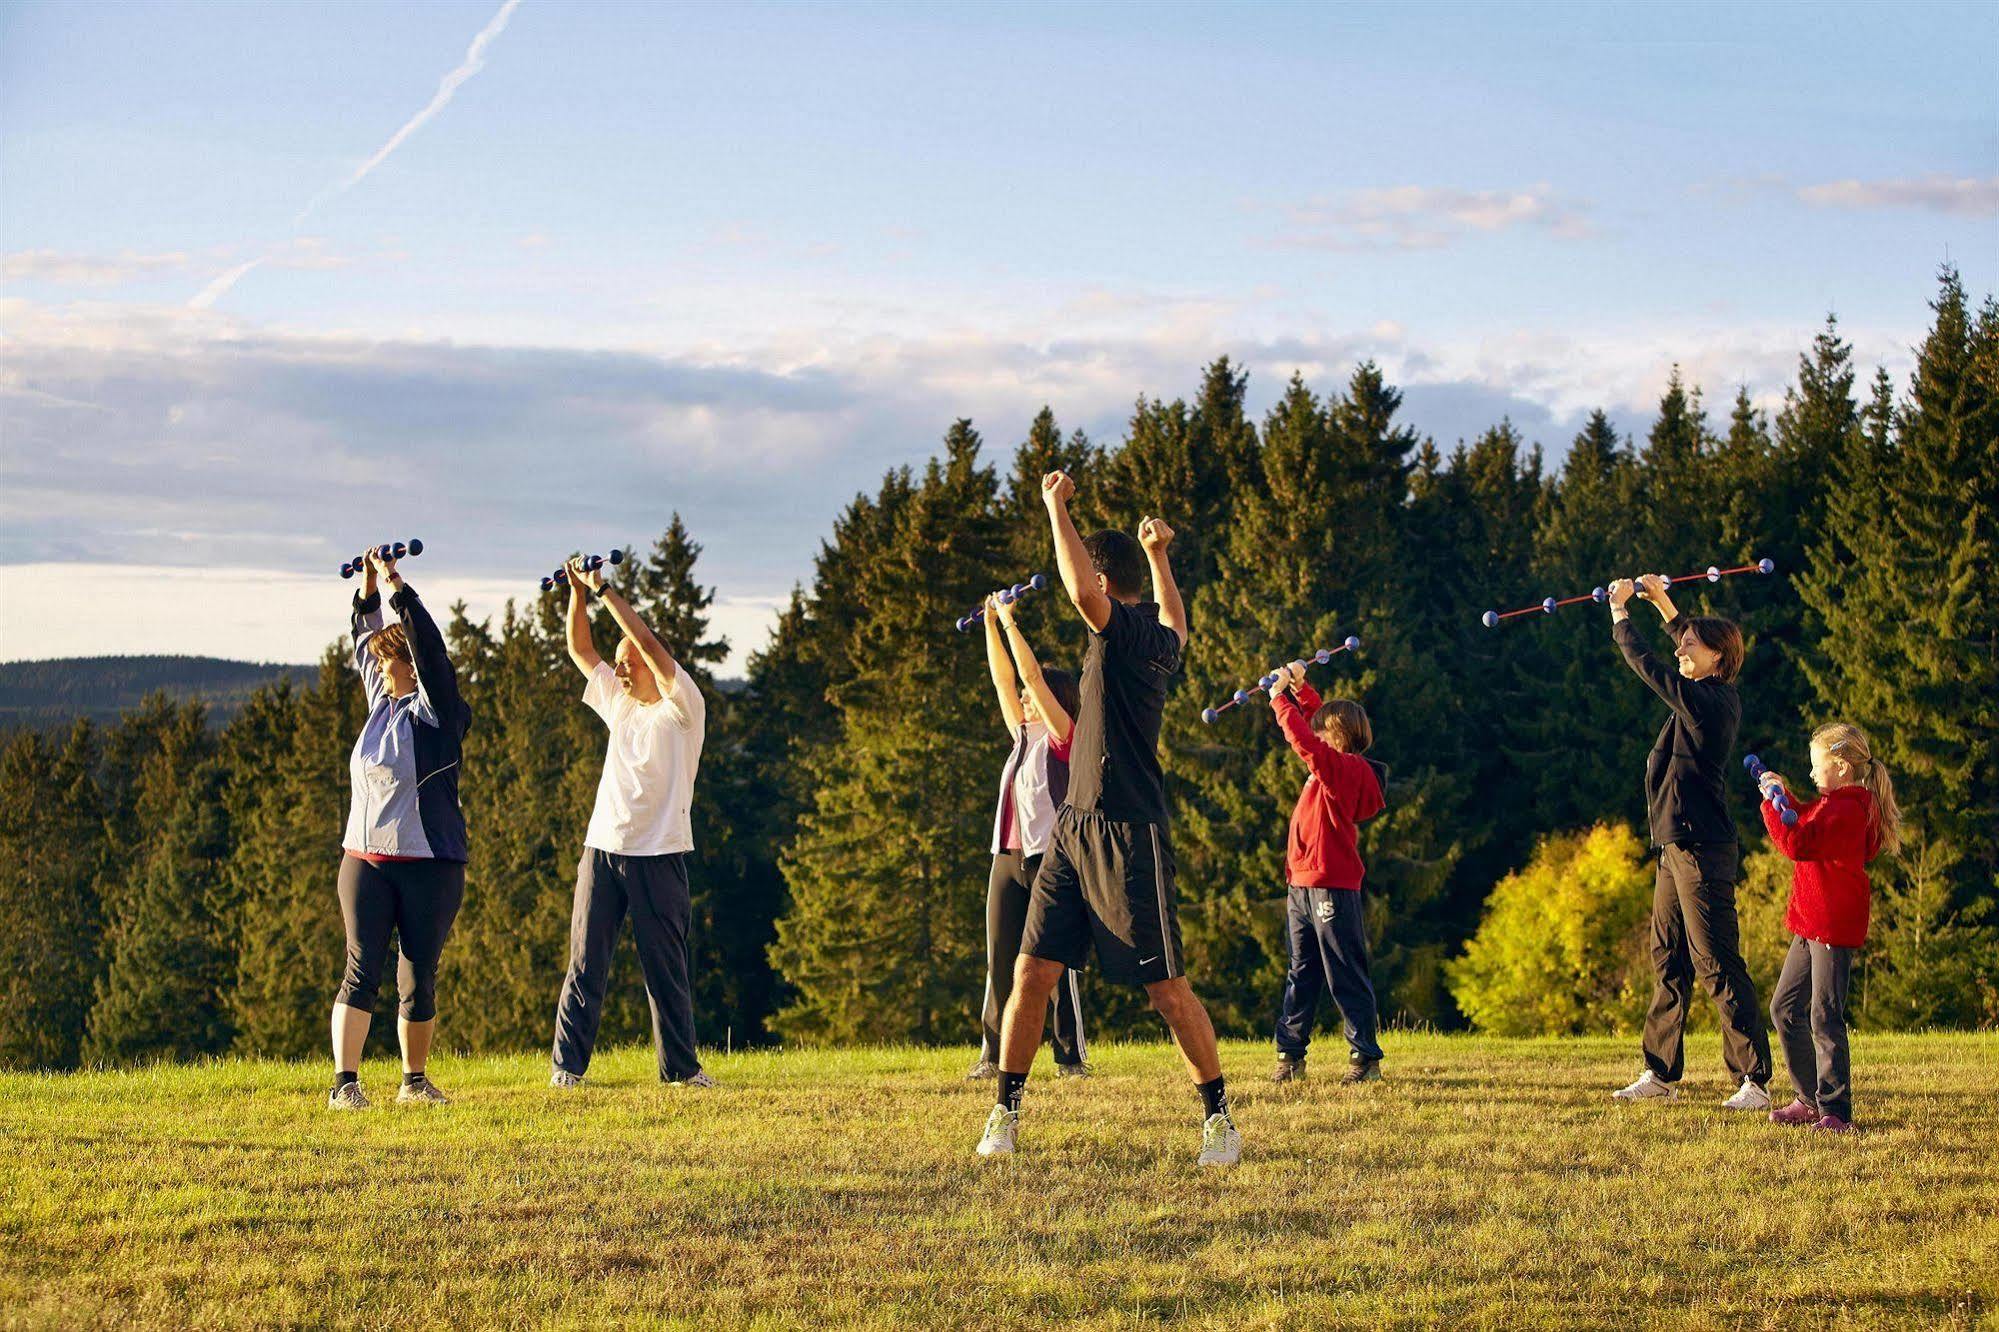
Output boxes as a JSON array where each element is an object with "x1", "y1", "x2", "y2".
[
  {"x1": 339, "y1": 538, "x2": 424, "y2": 579},
  {"x1": 539, "y1": 549, "x2": 627, "y2": 593},
  {"x1": 1201, "y1": 637, "x2": 1361, "y2": 724},
  {"x1": 955, "y1": 574, "x2": 1050, "y2": 632},
  {"x1": 1479, "y1": 558, "x2": 1777, "y2": 628},
  {"x1": 1743, "y1": 753, "x2": 1799, "y2": 827}
]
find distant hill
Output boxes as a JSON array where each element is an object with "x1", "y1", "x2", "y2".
[{"x1": 0, "y1": 655, "x2": 314, "y2": 731}]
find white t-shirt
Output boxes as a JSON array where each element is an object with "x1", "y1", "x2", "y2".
[{"x1": 582, "y1": 660, "x2": 705, "y2": 856}]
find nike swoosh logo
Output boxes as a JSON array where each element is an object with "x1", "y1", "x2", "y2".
[{"x1": 1140, "y1": 955, "x2": 1160, "y2": 965}]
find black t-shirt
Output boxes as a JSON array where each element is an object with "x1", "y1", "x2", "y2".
[{"x1": 1066, "y1": 599, "x2": 1182, "y2": 824}]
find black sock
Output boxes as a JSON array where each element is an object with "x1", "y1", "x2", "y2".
[
  {"x1": 1198, "y1": 1075, "x2": 1230, "y2": 1120},
  {"x1": 402, "y1": 1070, "x2": 425, "y2": 1086},
  {"x1": 997, "y1": 1071, "x2": 1028, "y2": 1114},
  {"x1": 334, "y1": 1070, "x2": 358, "y2": 1088}
]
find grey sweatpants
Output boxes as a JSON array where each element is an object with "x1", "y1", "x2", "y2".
[
  {"x1": 1769, "y1": 935, "x2": 1855, "y2": 1121},
  {"x1": 550, "y1": 849, "x2": 700, "y2": 1081}
]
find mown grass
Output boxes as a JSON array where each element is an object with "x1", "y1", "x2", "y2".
[{"x1": 2, "y1": 1033, "x2": 1995, "y2": 1330}]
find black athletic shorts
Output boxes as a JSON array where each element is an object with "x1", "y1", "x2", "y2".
[{"x1": 1022, "y1": 805, "x2": 1183, "y2": 986}]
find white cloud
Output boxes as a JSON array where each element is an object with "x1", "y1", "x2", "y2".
[
  {"x1": 1796, "y1": 174, "x2": 1999, "y2": 217},
  {"x1": 1269, "y1": 184, "x2": 1594, "y2": 252},
  {"x1": 2, "y1": 249, "x2": 192, "y2": 287}
]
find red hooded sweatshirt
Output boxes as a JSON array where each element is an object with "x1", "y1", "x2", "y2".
[
  {"x1": 1270, "y1": 682, "x2": 1386, "y2": 890},
  {"x1": 1762, "y1": 782, "x2": 1878, "y2": 948}
]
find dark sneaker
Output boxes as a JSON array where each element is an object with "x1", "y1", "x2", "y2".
[
  {"x1": 1341, "y1": 1058, "x2": 1382, "y2": 1086},
  {"x1": 396, "y1": 1074, "x2": 451, "y2": 1106},
  {"x1": 964, "y1": 1060, "x2": 998, "y2": 1081},
  {"x1": 327, "y1": 1080, "x2": 370, "y2": 1111},
  {"x1": 1055, "y1": 1062, "x2": 1092, "y2": 1079},
  {"x1": 1769, "y1": 1098, "x2": 1818, "y2": 1126},
  {"x1": 1270, "y1": 1056, "x2": 1306, "y2": 1084}
]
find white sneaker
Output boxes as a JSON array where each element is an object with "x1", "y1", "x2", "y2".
[
  {"x1": 975, "y1": 1105, "x2": 1019, "y2": 1157},
  {"x1": 1611, "y1": 1070, "x2": 1680, "y2": 1102},
  {"x1": 1721, "y1": 1080, "x2": 1772, "y2": 1111},
  {"x1": 667, "y1": 1069, "x2": 717, "y2": 1089},
  {"x1": 549, "y1": 1069, "x2": 584, "y2": 1089},
  {"x1": 1197, "y1": 1113, "x2": 1242, "y2": 1167},
  {"x1": 327, "y1": 1080, "x2": 370, "y2": 1111}
]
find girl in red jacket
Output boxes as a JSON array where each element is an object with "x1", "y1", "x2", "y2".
[
  {"x1": 1757, "y1": 721, "x2": 1903, "y2": 1134},
  {"x1": 1265, "y1": 661, "x2": 1388, "y2": 1085}
]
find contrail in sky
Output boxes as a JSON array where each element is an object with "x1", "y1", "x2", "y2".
[{"x1": 189, "y1": 0, "x2": 524, "y2": 309}]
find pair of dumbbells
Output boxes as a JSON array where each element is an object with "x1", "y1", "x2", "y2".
[
  {"x1": 339, "y1": 539, "x2": 423, "y2": 578},
  {"x1": 540, "y1": 550, "x2": 626, "y2": 592}
]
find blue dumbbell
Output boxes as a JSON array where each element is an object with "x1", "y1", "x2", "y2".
[
  {"x1": 1743, "y1": 753, "x2": 1799, "y2": 826},
  {"x1": 341, "y1": 537, "x2": 423, "y2": 578},
  {"x1": 956, "y1": 573, "x2": 1050, "y2": 631}
]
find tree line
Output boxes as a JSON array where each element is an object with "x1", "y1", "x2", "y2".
[{"x1": 3, "y1": 268, "x2": 1993, "y2": 1070}]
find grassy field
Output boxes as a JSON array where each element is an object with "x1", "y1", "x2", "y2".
[{"x1": 2, "y1": 1034, "x2": 1995, "y2": 1330}]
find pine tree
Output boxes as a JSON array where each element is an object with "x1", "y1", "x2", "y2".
[
  {"x1": 1799, "y1": 269, "x2": 1999, "y2": 902},
  {"x1": 84, "y1": 702, "x2": 235, "y2": 1063},
  {"x1": 0, "y1": 723, "x2": 105, "y2": 1069}
]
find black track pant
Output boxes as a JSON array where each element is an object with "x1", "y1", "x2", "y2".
[
  {"x1": 550, "y1": 849, "x2": 700, "y2": 1081},
  {"x1": 1273, "y1": 886, "x2": 1382, "y2": 1063},
  {"x1": 1642, "y1": 842, "x2": 1771, "y2": 1085},
  {"x1": 981, "y1": 851, "x2": 1087, "y2": 1066},
  {"x1": 335, "y1": 854, "x2": 465, "y2": 1022},
  {"x1": 1770, "y1": 935, "x2": 1855, "y2": 1121}
]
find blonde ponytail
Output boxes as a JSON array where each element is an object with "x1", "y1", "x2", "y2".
[{"x1": 1812, "y1": 721, "x2": 1902, "y2": 857}]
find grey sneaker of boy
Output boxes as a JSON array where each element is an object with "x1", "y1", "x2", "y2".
[
  {"x1": 327, "y1": 1081, "x2": 370, "y2": 1111},
  {"x1": 1341, "y1": 1058, "x2": 1382, "y2": 1086},
  {"x1": 549, "y1": 1068, "x2": 584, "y2": 1090},
  {"x1": 668, "y1": 1070, "x2": 717, "y2": 1089},
  {"x1": 396, "y1": 1075, "x2": 452, "y2": 1106},
  {"x1": 1270, "y1": 1056, "x2": 1306, "y2": 1084},
  {"x1": 964, "y1": 1060, "x2": 998, "y2": 1081},
  {"x1": 1055, "y1": 1062, "x2": 1093, "y2": 1079}
]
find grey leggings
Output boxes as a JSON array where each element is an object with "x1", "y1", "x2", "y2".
[
  {"x1": 1769, "y1": 935, "x2": 1855, "y2": 1121},
  {"x1": 335, "y1": 854, "x2": 465, "y2": 1022}
]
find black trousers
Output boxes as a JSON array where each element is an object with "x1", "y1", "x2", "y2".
[
  {"x1": 550, "y1": 849, "x2": 700, "y2": 1081},
  {"x1": 1273, "y1": 886, "x2": 1382, "y2": 1063},
  {"x1": 1642, "y1": 843, "x2": 1771, "y2": 1085},
  {"x1": 335, "y1": 854, "x2": 465, "y2": 1023},
  {"x1": 1770, "y1": 935, "x2": 1855, "y2": 1121},
  {"x1": 982, "y1": 851, "x2": 1087, "y2": 1065}
]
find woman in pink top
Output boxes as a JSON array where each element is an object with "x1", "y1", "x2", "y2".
[{"x1": 967, "y1": 589, "x2": 1088, "y2": 1080}]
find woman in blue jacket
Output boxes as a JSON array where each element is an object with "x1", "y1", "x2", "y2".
[{"x1": 328, "y1": 547, "x2": 472, "y2": 1110}]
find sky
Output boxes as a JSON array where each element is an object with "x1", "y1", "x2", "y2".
[{"x1": 3, "y1": 0, "x2": 1995, "y2": 673}]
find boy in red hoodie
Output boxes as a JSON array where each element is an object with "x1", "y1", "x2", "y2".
[
  {"x1": 1757, "y1": 721, "x2": 1902, "y2": 1134},
  {"x1": 1265, "y1": 660, "x2": 1389, "y2": 1085}
]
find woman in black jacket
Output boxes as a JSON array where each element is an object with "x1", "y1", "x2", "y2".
[{"x1": 1606, "y1": 573, "x2": 1772, "y2": 1111}]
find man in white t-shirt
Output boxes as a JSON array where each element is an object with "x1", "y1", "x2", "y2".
[{"x1": 547, "y1": 555, "x2": 711, "y2": 1089}]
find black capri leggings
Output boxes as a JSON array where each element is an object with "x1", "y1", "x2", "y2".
[{"x1": 335, "y1": 854, "x2": 465, "y2": 1022}]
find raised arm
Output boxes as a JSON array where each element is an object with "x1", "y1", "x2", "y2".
[
  {"x1": 1138, "y1": 516, "x2": 1186, "y2": 647},
  {"x1": 998, "y1": 596, "x2": 1072, "y2": 745},
  {"x1": 576, "y1": 562, "x2": 693, "y2": 723},
  {"x1": 1041, "y1": 470, "x2": 1112, "y2": 632},
  {"x1": 373, "y1": 551, "x2": 464, "y2": 727},
  {"x1": 984, "y1": 593, "x2": 1026, "y2": 737},
  {"x1": 1607, "y1": 576, "x2": 1714, "y2": 730},
  {"x1": 350, "y1": 585, "x2": 387, "y2": 710},
  {"x1": 563, "y1": 557, "x2": 603, "y2": 679}
]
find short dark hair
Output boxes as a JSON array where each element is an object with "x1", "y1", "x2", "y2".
[
  {"x1": 1082, "y1": 530, "x2": 1145, "y2": 599},
  {"x1": 1041, "y1": 667, "x2": 1081, "y2": 722},
  {"x1": 1678, "y1": 616, "x2": 1744, "y2": 684},
  {"x1": 1312, "y1": 698, "x2": 1372, "y2": 753}
]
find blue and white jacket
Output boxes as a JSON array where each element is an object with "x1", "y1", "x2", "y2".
[{"x1": 341, "y1": 584, "x2": 472, "y2": 862}]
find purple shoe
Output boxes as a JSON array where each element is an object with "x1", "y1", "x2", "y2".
[
  {"x1": 1769, "y1": 1098, "x2": 1819, "y2": 1126},
  {"x1": 1809, "y1": 1114, "x2": 1854, "y2": 1134}
]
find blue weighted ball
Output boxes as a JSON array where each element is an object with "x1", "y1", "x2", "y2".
[
  {"x1": 1314, "y1": 648, "x2": 1333, "y2": 664},
  {"x1": 1233, "y1": 689, "x2": 1250, "y2": 705},
  {"x1": 1481, "y1": 610, "x2": 1499, "y2": 629},
  {"x1": 1758, "y1": 557, "x2": 1775, "y2": 575},
  {"x1": 1542, "y1": 597, "x2": 1558, "y2": 614},
  {"x1": 607, "y1": 548, "x2": 625, "y2": 565},
  {"x1": 1706, "y1": 565, "x2": 1721, "y2": 582},
  {"x1": 1201, "y1": 708, "x2": 1219, "y2": 725},
  {"x1": 1029, "y1": 573, "x2": 1048, "y2": 591},
  {"x1": 1343, "y1": 635, "x2": 1361, "y2": 652},
  {"x1": 1592, "y1": 586, "x2": 1607, "y2": 603},
  {"x1": 407, "y1": 538, "x2": 424, "y2": 557},
  {"x1": 540, "y1": 575, "x2": 556, "y2": 592}
]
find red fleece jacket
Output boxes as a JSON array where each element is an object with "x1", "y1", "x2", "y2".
[
  {"x1": 1763, "y1": 782, "x2": 1878, "y2": 948},
  {"x1": 1270, "y1": 683, "x2": 1385, "y2": 890}
]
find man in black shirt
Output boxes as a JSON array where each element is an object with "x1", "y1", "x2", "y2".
[{"x1": 975, "y1": 470, "x2": 1241, "y2": 1167}]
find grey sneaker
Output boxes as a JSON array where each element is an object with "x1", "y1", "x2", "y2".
[
  {"x1": 1612, "y1": 1070, "x2": 1680, "y2": 1102},
  {"x1": 1270, "y1": 1056, "x2": 1306, "y2": 1084},
  {"x1": 1197, "y1": 1113, "x2": 1242, "y2": 1167},
  {"x1": 327, "y1": 1080, "x2": 370, "y2": 1111},
  {"x1": 667, "y1": 1070, "x2": 717, "y2": 1089},
  {"x1": 1341, "y1": 1058, "x2": 1382, "y2": 1086},
  {"x1": 1055, "y1": 1062, "x2": 1092, "y2": 1079},
  {"x1": 975, "y1": 1105, "x2": 1019, "y2": 1157},
  {"x1": 549, "y1": 1068, "x2": 584, "y2": 1090},
  {"x1": 964, "y1": 1060, "x2": 998, "y2": 1081},
  {"x1": 396, "y1": 1074, "x2": 451, "y2": 1106}
]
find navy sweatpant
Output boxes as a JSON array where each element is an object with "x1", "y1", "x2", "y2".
[
  {"x1": 549, "y1": 849, "x2": 700, "y2": 1081},
  {"x1": 1272, "y1": 886, "x2": 1382, "y2": 1063}
]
